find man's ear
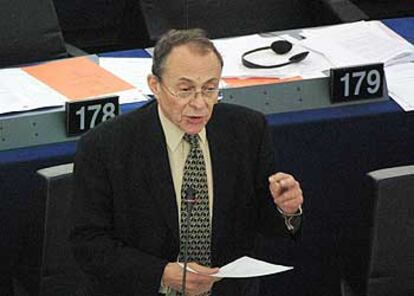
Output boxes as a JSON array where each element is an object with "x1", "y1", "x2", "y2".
[{"x1": 147, "y1": 74, "x2": 160, "y2": 98}]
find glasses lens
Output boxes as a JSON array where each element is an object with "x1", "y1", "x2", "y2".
[
  {"x1": 203, "y1": 89, "x2": 219, "y2": 98},
  {"x1": 176, "y1": 90, "x2": 193, "y2": 99},
  {"x1": 175, "y1": 89, "x2": 220, "y2": 100}
]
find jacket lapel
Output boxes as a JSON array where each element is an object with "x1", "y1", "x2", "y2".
[{"x1": 143, "y1": 103, "x2": 179, "y2": 242}]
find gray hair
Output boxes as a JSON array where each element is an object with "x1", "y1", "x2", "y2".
[{"x1": 151, "y1": 28, "x2": 223, "y2": 79}]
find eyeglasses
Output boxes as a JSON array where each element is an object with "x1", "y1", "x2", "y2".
[{"x1": 159, "y1": 81, "x2": 221, "y2": 101}]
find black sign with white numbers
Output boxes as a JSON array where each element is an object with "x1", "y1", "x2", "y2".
[
  {"x1": 330, "y1": 63, "x2": 385, "y2": 103},
  {"x1": 66, "y1": 96, "x2": 119, "y2": 137}
]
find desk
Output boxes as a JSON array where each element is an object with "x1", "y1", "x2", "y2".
[{"x1": 1, "y1": 18, "x2": 413, "y2": 295}]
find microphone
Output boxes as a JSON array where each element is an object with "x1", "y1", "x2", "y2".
[
  {"x1": 183, "y1": 186, "x2": 196, "y2": 214},
  {"x1": 181, "y1": 186, "x2": 197, "y2": 296}
]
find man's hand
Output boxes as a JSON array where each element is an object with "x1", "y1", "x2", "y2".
[
  {"x1": 162, "y1": 262, "x2": 221, "y2": 296},
  {"x1": 268, "y1": 172, "x2": 303, "y2": 214}
]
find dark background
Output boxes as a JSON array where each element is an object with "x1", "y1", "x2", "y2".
[{"x1": 52, "y1": 0, "x2": 414, "y2": 53}]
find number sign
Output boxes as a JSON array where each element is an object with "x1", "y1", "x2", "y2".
[
  {"x1": 330, "y1": 63, "x2": 385, "y2": 103},
  {"x1": 66, "y1": 96, "x2": 119, "y2": 137}
]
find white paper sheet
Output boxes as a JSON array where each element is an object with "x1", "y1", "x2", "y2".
[
  {"x1": 180, "y1": 256, "x2": 293, "y2": 278},
  {"x1": 385, "y1": 62, "x2": 414, "y2": 111},
  {"x1": 99, "y1": 57, "x2": 153, "y2": 96},
  {"x1": 300, "y1": 21, "x2": 414, "y2": 68},
  {"x1": 0, "y1": 68, "x2": 65, "y2": 114}
]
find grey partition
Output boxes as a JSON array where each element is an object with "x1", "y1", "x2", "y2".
[
  {"x1": 365, "y1": 166, "x2": 414, "y2": 296},
  {"x1": 37, "y1": 163, "x2": 99, "y2": 296},
  {"x1": 0, "y1": 0, "x2": 67, "y2": 68}
]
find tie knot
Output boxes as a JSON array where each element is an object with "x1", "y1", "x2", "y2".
[{"x1": 183, "y1": 133, "x2": 199, "y2": 147}]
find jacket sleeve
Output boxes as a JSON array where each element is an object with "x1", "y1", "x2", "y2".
[{"x1": 253, "y1": 114, "x2": 302, "y2": 237}]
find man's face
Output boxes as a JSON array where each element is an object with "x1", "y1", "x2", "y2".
[{"x1": 148, "y1": 44, "x2": 222, "y2": 135}]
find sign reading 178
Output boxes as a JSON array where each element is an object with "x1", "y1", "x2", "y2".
[
  {"x1": 330, "y1": 63, "x2": 385, "y2": 103},
  {"x1": 66, "y1": 96, "x2": 119, "y2": 137}
]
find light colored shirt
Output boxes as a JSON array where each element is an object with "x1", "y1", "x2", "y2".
[
  {"x1": 158, "y1": 105, "x2": 214, "y2": 295},
  {"x1": 158, "y1": 105, "x2": 214, "y2": 223}
]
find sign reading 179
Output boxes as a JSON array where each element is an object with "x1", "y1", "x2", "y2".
[
  {"x1": 330, "y1": 63, "x2": 385, "y2": 103},
  {"x1": 66, "y1": 96, "x2": 119, "y2": 137}
]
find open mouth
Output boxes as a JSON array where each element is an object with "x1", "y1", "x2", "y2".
[{"x1": 187, "y1": 116, "x2": 204, "y2": 123}]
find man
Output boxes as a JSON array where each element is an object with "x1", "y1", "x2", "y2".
[{"x1": 70, "y1": 29, "x2": 303, "y2": 296}]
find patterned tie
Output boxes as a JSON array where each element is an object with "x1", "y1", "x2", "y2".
[{"x1": 178, "y1": 133, "x2": 211, "y2": 295}]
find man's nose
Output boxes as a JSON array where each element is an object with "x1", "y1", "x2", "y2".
[{"x1": 189, "y1": 91, "x2": 206, "y2": 108}]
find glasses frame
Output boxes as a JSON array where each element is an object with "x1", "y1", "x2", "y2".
[{"x1": 157, "y1": 77, "x2": 222, "y2": 102}]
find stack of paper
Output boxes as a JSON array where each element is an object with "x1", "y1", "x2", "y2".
[
  {"x1": 0, "y1": 68, "x2": 65, "y2": 114},
  {"x1": 0, "y1": 56, "x2": 148, "y2": 115},
  {"x1": 385, "y1": 62, "x2": 414, "y2": 111},
  {"x1": 300, "y1": 21, "x2": 414, "y2": 68}
]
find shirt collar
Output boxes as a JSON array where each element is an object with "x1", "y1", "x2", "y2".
[{"x1": 158, "y1": 105, "x2": 207, "y2": 152}]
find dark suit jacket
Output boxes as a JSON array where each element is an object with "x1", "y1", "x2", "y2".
[{"x1": 70, "y1": 101, "x2": 293, "y2": 295}]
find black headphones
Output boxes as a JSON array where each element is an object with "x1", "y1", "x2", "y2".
[{"x1": 242, "y1": 40, "x2": 309, "y2": 69}]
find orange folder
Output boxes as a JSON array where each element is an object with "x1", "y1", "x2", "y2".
[
  {"x1": 223, "y1": 76, "x2": 302, "y2": 87},
  {"x1": 23, "y1": 56, "x2": 134, "y2": 101}
]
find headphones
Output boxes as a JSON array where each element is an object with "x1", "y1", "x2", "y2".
[{"x1": 242, "y1": 40, "x2": 309, "y2": 69}]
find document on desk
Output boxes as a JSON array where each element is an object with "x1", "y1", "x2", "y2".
[
  {"x1": 385, "y1": 62, "x2": 414, "y2": 111},
  {"x1": 180, "y1": 256, "x2": 293, "y2": 278},
  {"x1": 99, "y1": 57, "x2": 153, "y2": 95},
  {"x1": 23, "y1": 56, "x2": 147, "y2": 104},
  {"x1": 300, "y1": 21, "x2": 414, "y2": 68},
  {"x1": 0, "y1": 68, "x2": 65, "y2": 114}
]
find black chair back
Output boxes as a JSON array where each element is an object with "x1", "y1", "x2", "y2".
[
  {"x1": 366, "y1": 165, "x2": 414, "y2": 296},
  {"x1": 0, "y1": 0, "x2": 67, "y2": 68},
  {"x1": 37, "y1": 164, "x2": 97, "y2": 296},
  {"x1": 139, "y1": 0, "x2": 352, "y2": 40},
  {"x1": 141, "y1": 0, "x2": 310, "y2": 40}
]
